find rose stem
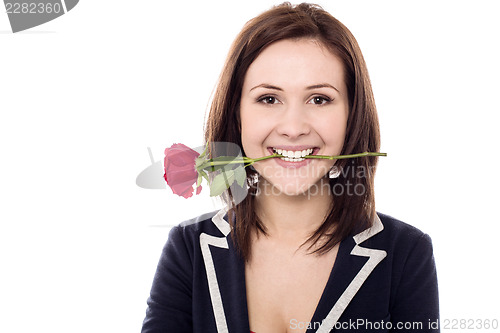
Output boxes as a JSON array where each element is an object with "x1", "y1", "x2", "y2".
[
  {"x1": 304, "y1": 152, "x2": 387, "y2": 160},
  {"x1": 200, "y1": 152, "x2": 387, "y2": 170}
]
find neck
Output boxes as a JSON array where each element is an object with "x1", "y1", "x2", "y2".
[{"x1": 254, "y1": 178, "x2": 333, "y2": 244}]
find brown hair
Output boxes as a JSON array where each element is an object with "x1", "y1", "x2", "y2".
[{"x1": 205, "y1": 2, "x2": 380, "y2": 260}]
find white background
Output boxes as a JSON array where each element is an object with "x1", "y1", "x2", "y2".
[{"x1": 1, "y1": 0, "x2": 499, "y2": 332}]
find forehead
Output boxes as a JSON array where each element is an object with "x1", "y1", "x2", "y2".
[{"x1": 243, "y1": 38, "x2": 346, "y2": 91}]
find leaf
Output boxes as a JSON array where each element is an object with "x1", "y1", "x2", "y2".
[
  {"x1": 201, "y1": 170, "x2": 209, "y2": 183},
  {"x1": 234, "y1": 166, "x2": 247, "y2": 188},
  {"x1": 196, "y1": 171, "x2": 203, "y2": 188},
  {"x1": 195, "y1": 155, "x2": 206, "y2": 170},
  {"x1": 209, "y1": 169, "x2": 235, "y2": 197},
  {"x1": 198, "y1": 142, "x2": 209, "y2": 159}
]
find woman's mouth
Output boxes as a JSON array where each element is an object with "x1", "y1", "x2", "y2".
[{"x1": 270, "y1": 147, "x2": 317, "y2": 162}]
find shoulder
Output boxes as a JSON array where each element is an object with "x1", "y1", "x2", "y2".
[
  {"x1": 366, "y1": 212, "x2": 435, "y2": 261},
  {"x1": 376, "y1": 212, "x2": 431, "y2": 243},
  {"x1": 176, "y1": 209, "x2": 222, "y2": 234},
  {"x1": 371, "y1": 213, "x2": 439, "y2": 318},
  {"x1": 177, "y1": 208, "x2": 229, "y2": 235},
  {"x1": 165, "y1": 209, "x2": 229, "y2": 252},
  {"x1": 365, "y1": 212, "x2": 436, "y2": 279}
]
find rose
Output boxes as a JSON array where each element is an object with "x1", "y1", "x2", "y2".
[{"x1": 163, "y1": 143, "x2": 202, "y2": 199}]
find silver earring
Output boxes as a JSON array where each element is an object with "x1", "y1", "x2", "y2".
[
  {"x1": 329, "y1": 166, "x2": 340, "y2": 179},
  {"x1": 249, "y1": 173, "x2": 259, "y2": 185}
]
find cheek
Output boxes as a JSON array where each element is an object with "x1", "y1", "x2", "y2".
[
  {"x1": 318, "y1": 113, "x2": 348, "y2": 148},
  {"x1": 240, "y1": 108, "x2": 252, "y2": 149},
  {"x1": 240, "y1": 107, "x2": 269, "y2": 154}
]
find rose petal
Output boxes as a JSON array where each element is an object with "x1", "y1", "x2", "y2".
[{"x1": 163, "y1": 143, "x2": 202, "y2": 199}]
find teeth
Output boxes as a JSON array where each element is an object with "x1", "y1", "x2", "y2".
[
  {"x1": 283, "y1": 157, "x2": 305, "y2": 162},
  {"x1": 272, "y1": 148, "x2": 313, "y2": 162}
]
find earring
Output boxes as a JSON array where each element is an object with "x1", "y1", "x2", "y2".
[
  {"x1": 250, "y1": 173, "x2": 259, "y2": 185},
  {"x1": 246, "y1": 165, "x2": 259, "y2": 185},
  {"x1": 329, "y1": 166, "x2": 340, "y2": 179}
]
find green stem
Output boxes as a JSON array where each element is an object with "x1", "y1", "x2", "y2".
[
  {"x1": 249, "y1": 153, "x2": 281, "y2": 163},
  {"x1": 201, "y1": 159, "x2": 245, "y2": 167},
  {"x1": 199, "y1": 152, "x2": 386, "y2": 171},
  {"x1": 199, "y1": 154, "x2": 280, "y2": 170},
  {"x1": 304, "y1": 152, "x2": 387, "y2": 160}
]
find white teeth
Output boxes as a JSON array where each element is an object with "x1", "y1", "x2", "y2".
[
  {"x1": 272, "y1": 148, "x2": 314, "y2": 162},
  {"x1": 283, "y1": 157, "x2": 305, "y2": 162},
  {"x1": 301, "y1": 149, "x2": 313, "y2": 157}
]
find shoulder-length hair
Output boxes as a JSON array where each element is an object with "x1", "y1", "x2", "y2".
[{"x1": 205, "y1": 2, "x2": 381, "y2": 261}]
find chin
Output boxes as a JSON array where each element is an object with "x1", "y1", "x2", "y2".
[{"x1": 258, "y1": 177, "x2": 331, "y2": 198}]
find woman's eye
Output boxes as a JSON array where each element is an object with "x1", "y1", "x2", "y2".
[
  {"x1": 258, "y1": 96, "x2": 279, "y2": 105},
  {"x1": 308, "y1": 96, "x2": 332, "y2": 105}
]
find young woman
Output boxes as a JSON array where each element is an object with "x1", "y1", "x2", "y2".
[{"x1": 142, "y1": 3, "x2": 439, "y2": 332}]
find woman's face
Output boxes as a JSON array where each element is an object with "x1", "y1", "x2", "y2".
[{"x1": 240, "y1": 38, "x2": 349, "y2": 197}]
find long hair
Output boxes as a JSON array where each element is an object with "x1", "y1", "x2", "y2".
[{"x1": 204, "y1": 2, "x2": 380, "y2": 261}]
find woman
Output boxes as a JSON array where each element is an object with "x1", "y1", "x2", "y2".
[{"x1": 142, "y1": 3, "x2": 439, "y2": 332}]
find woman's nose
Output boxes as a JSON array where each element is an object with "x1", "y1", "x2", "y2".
[{"x1": 275, "y1": 104, "x2": 311, "y2": 139}]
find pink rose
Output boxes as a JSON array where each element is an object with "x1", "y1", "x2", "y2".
[{"x1": 163, "y1": 143, "x2": 202, "y2": 199}]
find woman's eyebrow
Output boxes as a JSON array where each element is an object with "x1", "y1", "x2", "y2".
[
  {"x1": 306, "y1": 83, "x2": 339, "y2": 93},
  {"x1": 249, "y1": 83, "x2": 339, "y2": 92},
  {"x1": 249, "y1": 83, "x2": 283, "y2": 92}
]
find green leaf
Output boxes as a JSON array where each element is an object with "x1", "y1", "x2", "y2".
[
  {"x1": 203, "y1": 164, "x2": 227, "y2": 173},
  {"x1": 201, "y1": 170, "x2": 209, "y2": 183},
  {"x1": 198, "y1": 142, "x2": 208, "y2": 159},
  {"x1": 209, "y1": 169, "x2": 235, "y2": 197},
  {"x1": 196, "y1": 171, "x2": 203, "y2": 188},
  {"x1": 234, "y1": 166, "x2": 247, "y2": 188},
  {"x1": 195, "y1": 155, "x2": 206, "y2": 170}
]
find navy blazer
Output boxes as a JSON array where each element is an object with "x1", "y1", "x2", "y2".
[{"x1": 141, "y1": 208, "x2": 439, "y2": 332}]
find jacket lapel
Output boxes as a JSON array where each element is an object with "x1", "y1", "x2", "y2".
[
  {"x1": 313, "y1": 214, "x2": 387, "y2": 332},
  {"x1": 200, "y1": 207, "x2": 250, "y2": 333}
]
